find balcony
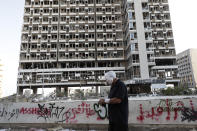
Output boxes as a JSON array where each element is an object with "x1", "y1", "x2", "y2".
[
  {"x1": 41, "y1": 39, "x2": 48, "y2": 42},
  {"x1": 52, "y1": 12, "x2": 59, "y2": 16},
  {"x1": 116, "y1": 38, "x2": 123, "y2": 41},
  {"x1": 106, "y1": 47, "x2": 114, "y2": 51},
  {"x1": 78, "y1": 21, "x2": 85, "y2": 24},
  {"x1": 96, "y1": 12, "x2": 103, "y2": 15},
  {"x1": 78, "y1": 39, "x2": 85, "y2": 42},
  {"x1": 51, "y1": 21, "x2": 58, "y2": 24},
  {"x1": 70, "y1": 12, "x2": 77, "y2": 15},
  {"x1": 106, "y1": 20, "x2": 113, "y2": 23},
  {"x1": 88, "y1": 29, "x2": 94, "y2": 32},
  {"x1": 154, "y1": 56, "x2": 176, "y2": 59},
  {"x1": 98, "y1": 57, "x2": 124, "y2": 61},
  {"x1": 41, "y1": 30, "x2": 48, "y2": 33},
  {"x1": 60, "y1": 12, "x2": 67, "y2": 15},
  {"x1": 88, "y1": 3, "x2": 94, "y2": 6},
  {"x1": 69, "y1": 21, "x2": 76, "y2": 24},
  {"x1": 97, "y1": 38, "x2": 104, "y2": 41},
  {"x1": 30, "y1": 49, "x2": 38, "y2": 53},
  {"x1": 33, "y1": 20, "x2": 40, "y2": 24},
  {"x1": 106, "y1": 29, "x2": 113, "y2": 32},
  {"x1": 59, "y1": 39, "x2": 66, "y2": 42},
  {"x1": 89, "y1": 38, "x2": 95, "y2": 41},
  {"x1": 96, "y1": 4, "x2": 102, "y2": 6},
  {"x1": 115, "y1": 20, "x2": 122, "y2": 23},
  {"x1": 51, "y1": 39, "x2": 58, "y2": 42},
  {"x1": 88, "y1": 21, "x2": 94, "y2": 24},
  {"x1": 68, "y1": 39, "x2": 76, "y2": 42},
  {"x1": 106, "y1": 12, "x2": 112, "y2": 15},
  {"x1": 148, "y1": 62, "x2": 156, "y2": 66},
  {"x1": 42, "y1": 21, "x2": 50, "y2": 24},
  {"x1": 43, "y1": 4, "x2": 50, "y2": 7},
  {"x1": 31, "y1": 39, "x2": 39, "y2": 43},
  {"x1": 79, "y1": 12, "x2": 86, "y2": 15},
  {"x1": 106, "y1": 38, "x2": 113, "y2": 41},
  {"x1": 147, "y1": 50, "x2": 154, "y2": 54},
  {"x1": 51, "y1": 30, "x2": 58, "y2": 33},
  {"x1": 88, "y1": 12, "x2": 94, "y2": 15},
  {"x1": 167, "y1": 36, "x2": 174, "y2": 40},
  {"x1": 40, "y1": 48, "x2": 47, "y2": 52},
  {"x1": 32, "y1": 30, "x2": 39, "y2": 33},
  {"x1": 33, "y1": 12, "x2": 40, "y2": 16},
  {"x1": 59, "y1": 30, "x2": 67, "y2": 33},
  {"x1": 97, "y1": 29, "x2": 103, "y2": 32},
  {"x1": 96, "y1": 20, "x2": 103, "y2": 24},
  {"x1": 115, "y1": 11, "x2": 121, "y2": 15},
  {"x1": 52, "y1": 4, "x2": 59, "y2": 7},
  {"x1": 42, "y1": 12, "x2": 50, "y2": 16}
]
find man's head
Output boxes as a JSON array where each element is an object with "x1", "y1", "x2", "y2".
[{"x1": 105, "y1": 71, "x2": 116, "y2": 85}]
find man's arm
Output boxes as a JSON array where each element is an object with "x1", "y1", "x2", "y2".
[
  {"x1": 98, "y1": 97, "x2": 121, "y2": 105},
  {"x1": 109, "y1": 97, "x2": 121, "y2": 104}
]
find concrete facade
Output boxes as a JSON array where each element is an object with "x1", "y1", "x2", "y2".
[
  {"x1": 125, "y1": 0, "x2": 179, "y2": 92},
  {"x1": 177, "y1": 49, "x2": 197, "y2": 88}
]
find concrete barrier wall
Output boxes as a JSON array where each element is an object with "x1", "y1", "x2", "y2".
[{"x1": 0, "y1": 97, "x2": 197, "y2": 125}]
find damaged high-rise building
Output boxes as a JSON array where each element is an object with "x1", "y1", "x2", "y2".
[
  {"x1": 124, "y1": 0, "x2": 179, "y2": 93},
  {"x1": 17, "y1": 0, "x2": 179, "y2": 95},
  {"x1": 17, "y1": 0, "x2": 127, "y2": 95}
]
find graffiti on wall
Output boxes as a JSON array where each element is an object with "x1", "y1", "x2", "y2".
[
  {"x1": 35, "y1": 102, "x2": 96, "y2": 123},
  {"x1": 181, "y1": 107, "x2": 197, "y2": 122},
  {"x1": 0, "y1": 102, "x2": 108, "y2": 123},
  {"x1": 136, "y1": 99, "x2": 197, "y2": 123},
  {"x1": 0, "y1": 107, "x2": 20, "y2": 121},
  {"x1": 93, "y1": 103, "x2": 108, "y2": 120}
]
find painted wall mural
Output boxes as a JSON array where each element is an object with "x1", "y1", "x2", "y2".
[{"x1": 0, "y1": 98, "x2": 197, "y2": 125}]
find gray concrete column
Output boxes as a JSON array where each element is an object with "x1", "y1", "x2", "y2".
[
  {"x1": 56, "y1": 87, "x2": 61, "y2": 97},
  {"x1": 96, "y1": 86, "x2": 98, "y2": 96},
  {"x1": 18, "y1": 87, "x2": 23, "y2": 95},
  {"x1": 64, "y1": 87, "x2": 68, "y2": 97},
  {"x1": 33, "y1": 88, "x2": 37, "y2": 94}
]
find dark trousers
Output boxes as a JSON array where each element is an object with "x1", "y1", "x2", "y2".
[{"x1": 108, "y1": 123, "x2": 128, "y2": 131}]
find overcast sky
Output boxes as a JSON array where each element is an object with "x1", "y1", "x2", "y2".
[{"x1": 0, "y1": 0, "x2": 197, "y2": 97}]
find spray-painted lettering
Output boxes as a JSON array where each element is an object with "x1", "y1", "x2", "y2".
[{"x1": 136, "y1": 99, "x2": 197, "y2": 123}]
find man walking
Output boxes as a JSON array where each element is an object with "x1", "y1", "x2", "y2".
[{"x1": 98, "y1": 71, "x2": 128, "y2": 131}]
